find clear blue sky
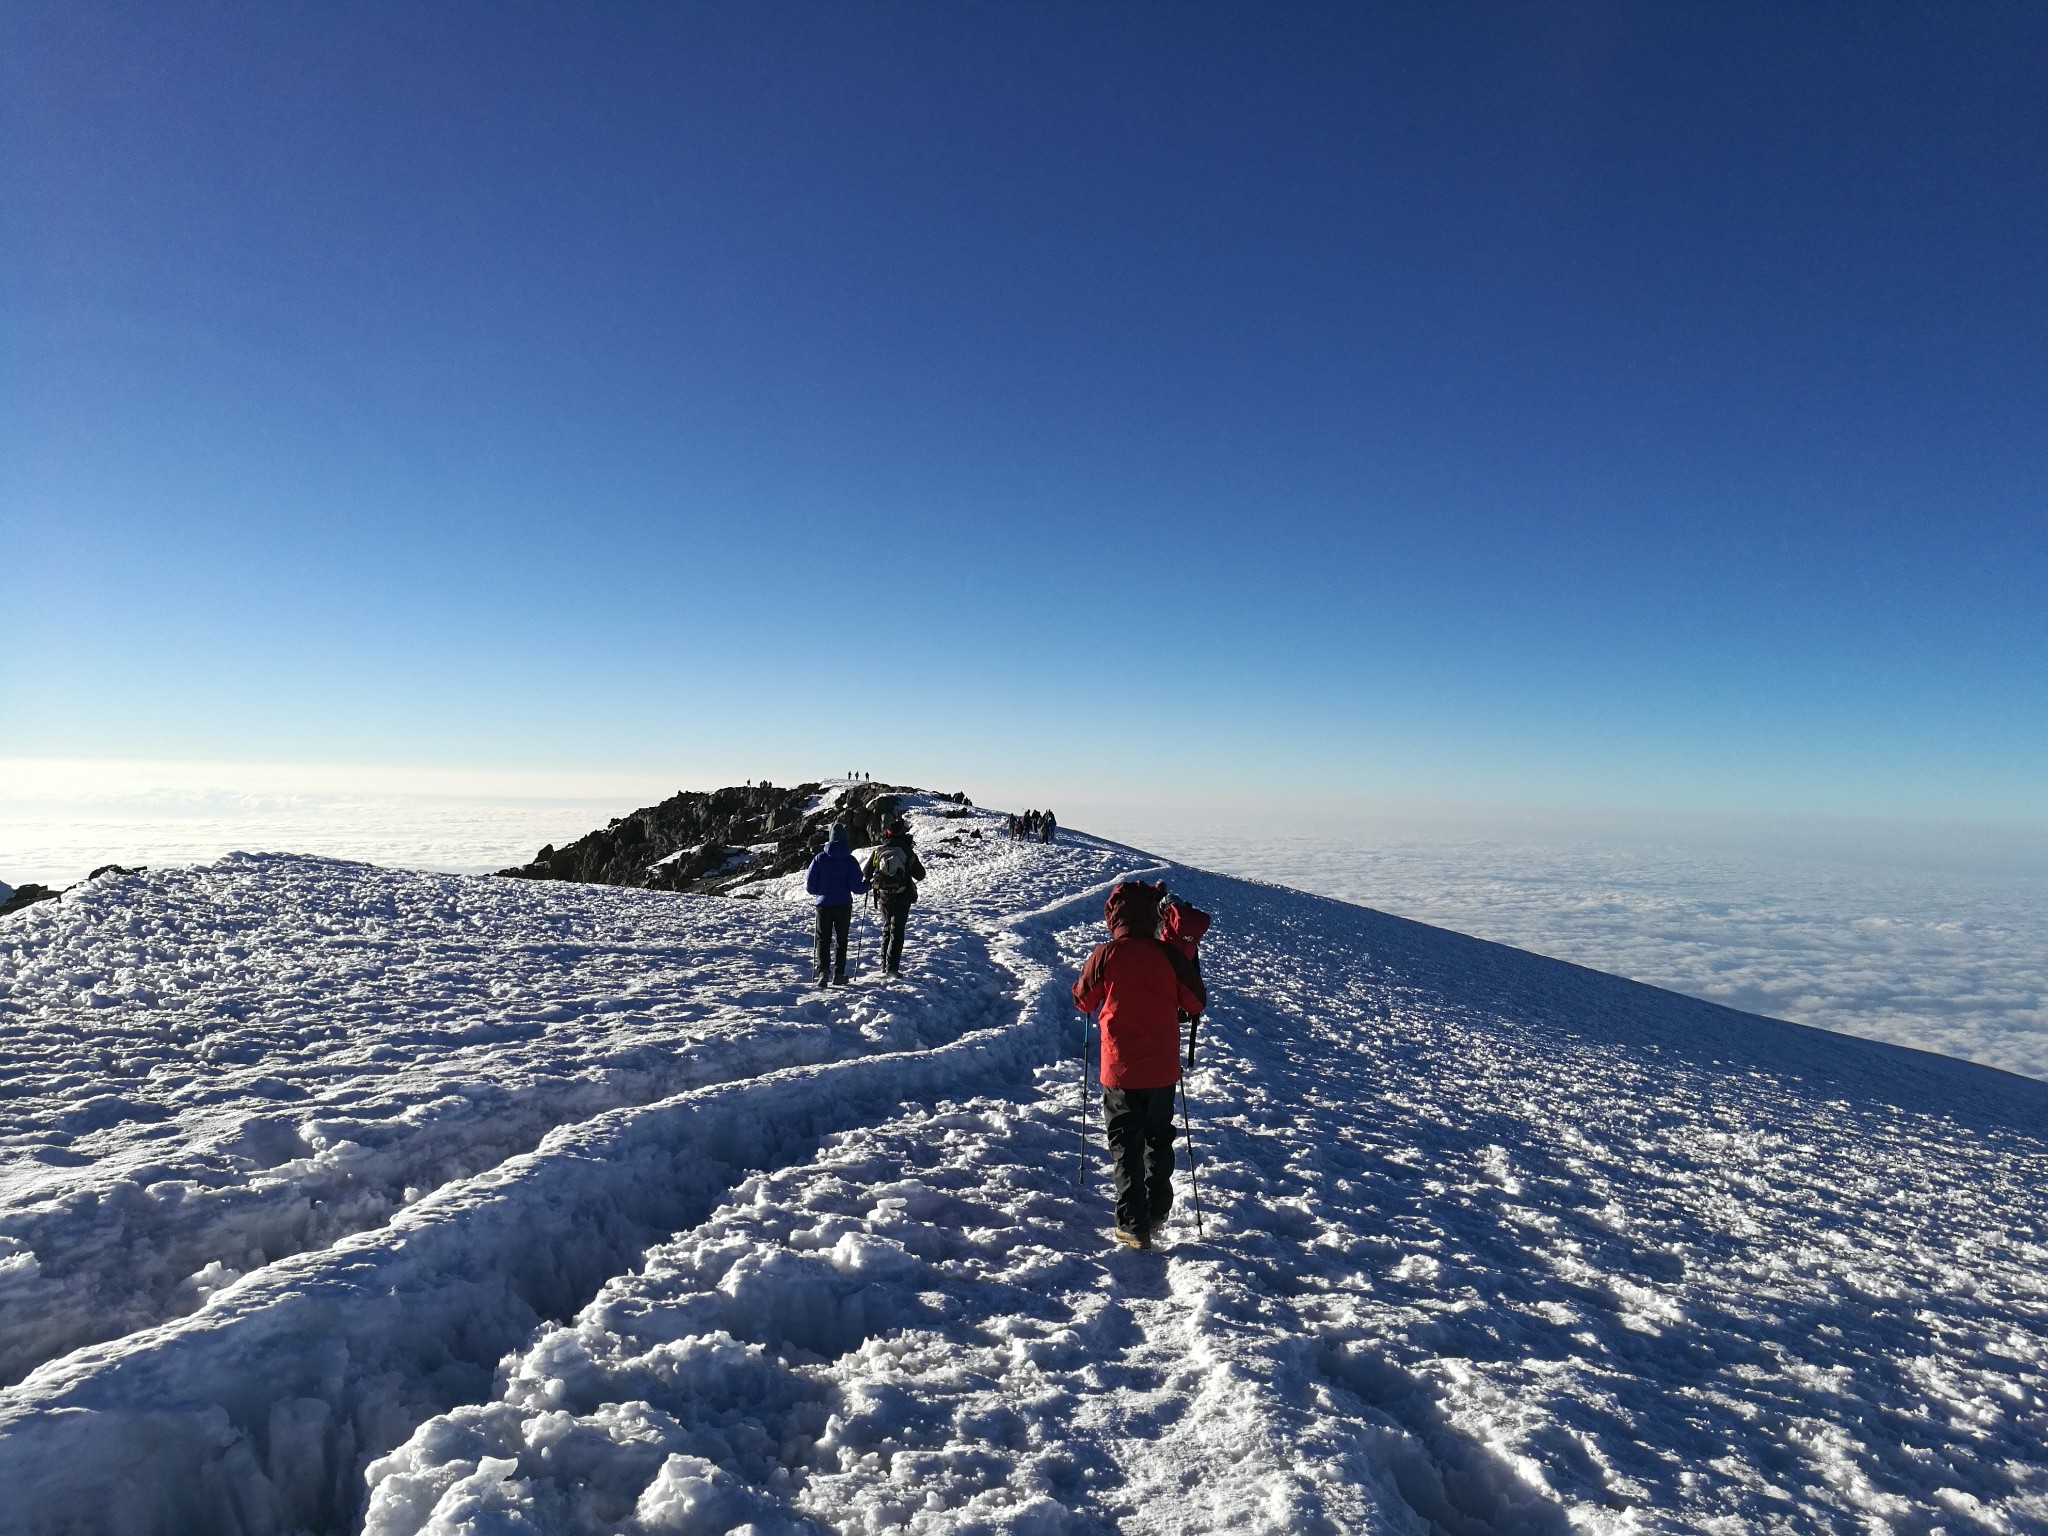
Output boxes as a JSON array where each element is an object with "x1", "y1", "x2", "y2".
[{"x1": 4, "y1": 3, "x2": 2043, "y2": 822}]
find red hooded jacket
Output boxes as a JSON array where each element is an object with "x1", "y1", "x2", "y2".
[
  {"x1": 1160, "y1": 897, "x2": 1210, "y2": 960},
  {"x1": 1071, "y1": 883, "x2": 1207, "y2": 1090}
]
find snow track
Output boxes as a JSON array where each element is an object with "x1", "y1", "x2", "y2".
[
  {"x1": 355, "y1": 868, "x2": 2048, "y2": 1535},
  {"x1": 0, "y1": 857, "x2": 1015, "y2": 1386},
  {"x1": 0, "y1": 814, "x2": 1149, "y2": 1534},
  {"x1": 4, "y1": 811, "x2": 2046, "y2": 1534}
]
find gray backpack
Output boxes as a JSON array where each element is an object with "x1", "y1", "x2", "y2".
[{"x1": 873, "y1": 843, "x2": 915, "y2": 895}]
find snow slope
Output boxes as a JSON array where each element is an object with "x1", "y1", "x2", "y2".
[{"x1": 1, "y1": 794, "x2": 2044, "y2": 1534}]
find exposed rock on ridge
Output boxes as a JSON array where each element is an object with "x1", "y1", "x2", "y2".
[
  {"x1": 0, "y1": 884, "x2": 59, "y2": 917},
  {"x1": 0, "y1": 867, "x2": 140, "y2": 918},
  {"x1": 495, "y1": 780, "x2": 972, "y2": 897}
]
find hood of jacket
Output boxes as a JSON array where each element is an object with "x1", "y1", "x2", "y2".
[
  {"x1": 1103, "y1": 880, "x2": 1165, "y2": 940},
  {"x1": 1162, "y1": 899, "x2": 1210, "y2": 946}
]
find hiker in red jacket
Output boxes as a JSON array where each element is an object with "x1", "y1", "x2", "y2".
[{"x1": 1072, "y1": 880, "x2": 1207, "y2": 1249}]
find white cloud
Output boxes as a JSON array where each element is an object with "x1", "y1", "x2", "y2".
[{"x1": 0, "y1": 758, "x2": 686, "y2": 884}]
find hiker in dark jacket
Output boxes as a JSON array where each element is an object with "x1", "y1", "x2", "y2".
[
  {"x1": 804, "y1": 824, "x2": 869, "y2": 986},
  {"x1": 863, "y1": 817, "x2": 927, "y2": 977},
  {"x1": 1072, "y1": 880, "x2": 1206, "y2": 1248},
  {"x1": 1160, "y1": 894, "x2": 1210, "y2": 1063}
]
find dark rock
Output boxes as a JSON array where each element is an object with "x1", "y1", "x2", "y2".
[
  {"x1": 494, "y1": 779, "x2": 935, "y2": 898},
  {"x1": 0, "y1": 884, "x2": 60, "y2": 917},
  {"x1": 88, "y1": 864, "x2": 142, "y2": 881}
]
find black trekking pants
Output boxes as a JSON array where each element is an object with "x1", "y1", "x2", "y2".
[
  {"x1": 1102, "y1": 1085, "x2": 1177, "y2": 1234},
  {"x1": 814, "y1": 903, "x2": 851, "y2": 982},
  {"x1": 879, "y1": 898, "x2": 911, "y2": 974}
]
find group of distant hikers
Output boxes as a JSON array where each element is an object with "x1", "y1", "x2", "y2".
[
  {"x1": 1006, "y1": 808, "x2": 1057, "y2": 842},
  {"x1": 805, "y1": 807, "x2": 1209, "y2": 1252}
]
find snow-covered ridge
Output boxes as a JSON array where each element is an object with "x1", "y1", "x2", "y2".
[{"x1": 2, "y1": 803, "x2": 2044, "y2": 1534}]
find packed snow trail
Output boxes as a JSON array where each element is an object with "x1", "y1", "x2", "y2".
[
  {"x1": 0, "y1": 805, "x2": 1150, "y2": 1533},
  {"x1": 3, "y1": 803, "x2": 2046, "y2": 1533},
  {"x1": 355, "y1": 865, "x2": 2048, "y2": 1535}
]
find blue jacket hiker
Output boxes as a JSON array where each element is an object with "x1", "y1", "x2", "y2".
[{"x1": 805, "y1": 825, "x2": 869, "y2": 987}]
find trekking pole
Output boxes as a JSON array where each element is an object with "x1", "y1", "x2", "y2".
[
  {"x1": 1179, "y1": 1077, "x2": 1206, "y2": 1238},
  {"x1": 1078, "y1": 1014, "x2": 1090, "y2": 1187}
]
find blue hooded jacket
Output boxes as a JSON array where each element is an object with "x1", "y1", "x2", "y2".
[{"x1": 805, "y1": 836, "x2": 870, "y2": 907}]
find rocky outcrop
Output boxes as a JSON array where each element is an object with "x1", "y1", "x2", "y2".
[
  {"x1": 0, "y1": 884, "x2": 60, "y2": 917},
  {"x1": 0, "y1": 866, "x2": 144, "y2": 918},
  {"x1": 495, "y1": 781, "x2": 974, "y2": 897}
]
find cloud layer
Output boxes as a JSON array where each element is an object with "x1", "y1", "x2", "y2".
[
  {"x1": 1138, "y1": 830, "x2": 2048, "y2": 1083},
  {"x1": 0, "y1": 760, "x2": 675, "y2": 887}
]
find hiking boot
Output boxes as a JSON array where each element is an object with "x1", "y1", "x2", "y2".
[{"x1": 1114, "y1": 1226, "x2": 1152, "y2": 1251}]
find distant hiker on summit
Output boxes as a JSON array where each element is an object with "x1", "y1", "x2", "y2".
[
  {"x1": 804, "y1": 824, "x2": 868, "y2": 987},
  {"x1": 864, "y1": 816, "x2": 926, "y2": 977},
  {"x1": 1073, "y1": 880, "x2": 1206, "y2": 1249}
]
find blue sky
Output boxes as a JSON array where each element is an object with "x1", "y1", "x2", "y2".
[{"x1": 4, "y1": 2, "x2": 2043, "y2": 823}]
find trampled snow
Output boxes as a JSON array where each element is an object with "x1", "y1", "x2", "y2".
[
  {"x1": 0, "y1": 850, "x2": 1014, "y2": 1386},
  {"x1": 1, "y1": 796, "x2": 2044, "y2": 1533}
]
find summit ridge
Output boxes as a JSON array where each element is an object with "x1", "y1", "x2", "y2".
[{"x1": 0, "y1": 791, "x2": 2041, "y2": 1533}]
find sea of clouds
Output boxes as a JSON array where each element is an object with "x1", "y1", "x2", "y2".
[
  {"x1": 0, "y1": 759, "x2": 662, "y2": 890},
  {"x1": 6, "y1": 761, "x2": 2045, "y2": 1082},
  {"x1": 1111, "y1": 819, "x2": 2048, "y2": 1082}
]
